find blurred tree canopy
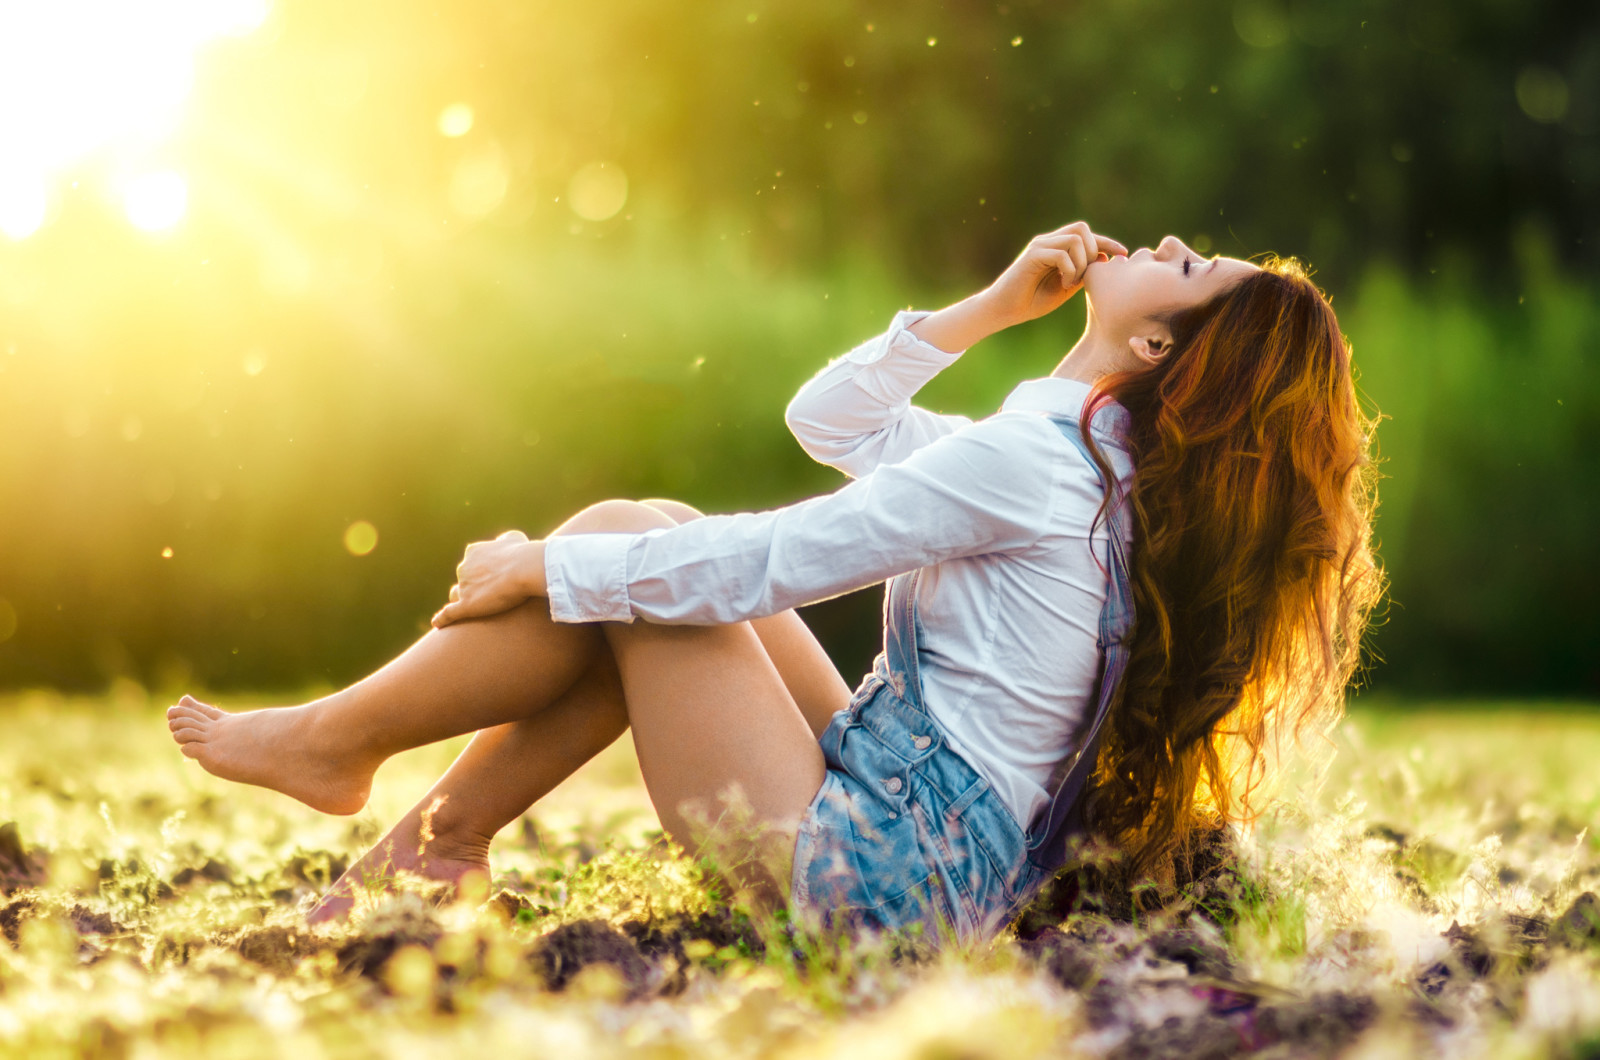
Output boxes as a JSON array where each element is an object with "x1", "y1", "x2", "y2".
[{"x1": 0, "y1": 0, "x2": 1596, "y2": 696}]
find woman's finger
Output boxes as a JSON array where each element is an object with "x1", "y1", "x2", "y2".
[
  {"x1": 497, "y1": 529, "x2": 528, "y2": 543},
  {"x1": 1063, "y1": 234, "x2": 1088, "y2": 281},
  {"x1": 1034, "y1": 230, "x2": 1092, "y2": 270},
  {"x1": 1049, "y1": 250, "x2": 1076, "y2": 289},
  {"x1": 1095, "y1": 233, "x2": 1129, "y2": 258},
  {"x1": 448, "y1": 584, "x2": 461, "y2": 602}
]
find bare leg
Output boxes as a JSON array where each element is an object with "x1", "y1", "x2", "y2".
[
  {"x1": 168, "y1": 498, "x2": 851, "y2": 912},
  {"x1": 307, "y1": 657, "x2": 629, "y2": 922}
]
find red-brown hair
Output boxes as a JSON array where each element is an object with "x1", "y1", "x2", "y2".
[{"x1": 1083, "y1": 257, "x2": 1383, "y2": 878}]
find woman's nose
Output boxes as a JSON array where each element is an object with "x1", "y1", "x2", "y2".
[{"x1": 1154, "y1": 235, "x2": 1184, "y2": 259}]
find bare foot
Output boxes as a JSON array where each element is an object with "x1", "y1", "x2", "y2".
[
  {"x1": 307, "y1": 811, "x2": 491, "y2": 924},
  {"x1": 166, "y1": 695, "x2": 379, "y2": 816}
]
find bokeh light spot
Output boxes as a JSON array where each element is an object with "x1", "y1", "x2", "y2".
[
  {"x1": 0, "y1": 599, "x2": 16, "y2": 643},
  {"x1": 243, "y1": 350, "x2": 268, "y2": 376},
  {"x1": 123, "y1": 171, "x2": 188, "y2": 231},
  {"x1": 1516, "y1": 66, "x2": 1569, "y2": 124},
  {"x1": 1233, "y1": 0, "x2": 1290, "y2": 47},
  {"x1": 160, "y1": 547, "x2": 173, "y2": 559},
  {"x1": 438, "y1": 102, "x2": 475, "y2": 138},
  {"x1": 0, "y1": 174, "x2": 48, "y2": 241},
  {"x1": 344, "y1": 520, "x2": 379, "y2": 556},
  {"x1": 567, "y1": 162, "x2": 628, "y2": 222},
  {"x1": 449, "y1": 146, "x2": 510, "y2": 219}
]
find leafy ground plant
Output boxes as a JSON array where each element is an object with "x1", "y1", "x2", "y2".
[{"x1": 2, "y1": 693, "x2": 1600, "y2": 1059}]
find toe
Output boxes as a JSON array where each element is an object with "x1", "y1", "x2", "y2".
[
  {"x1": 178, "y1": 695, "x2": 225, "y2": 719},
  {"x1": 168, "y1": 712, "x2": 201, "y2": 731},
  {"x1": 180, "y1": 742, "x2": 205, "y2": 760},
  {"x1": 172, "y1": 724, "x2": 207, "y2": 744}
]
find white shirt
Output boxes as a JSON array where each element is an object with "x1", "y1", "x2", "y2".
[{"x1": 544, "y1": 310, "x2": 1134, "y2": 829}]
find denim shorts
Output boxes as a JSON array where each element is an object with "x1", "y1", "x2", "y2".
[{"x1": 789, "y1": 675, "x2": 1044, "y2": 943}]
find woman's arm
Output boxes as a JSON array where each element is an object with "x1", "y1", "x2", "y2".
[
  {"x1": 540, "y1": 414, "x2": 1071, "y2": 626},
  {"x1": 786, "y1": 222, "x2": 1126, "y2": 478},
  {"x1": 783, "y1": 311, "x2": 976, "y2": 478}
]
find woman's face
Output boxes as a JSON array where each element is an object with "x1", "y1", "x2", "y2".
[{"x1": 1084, "y1": 235, "x2": 1259, "y2": 329}]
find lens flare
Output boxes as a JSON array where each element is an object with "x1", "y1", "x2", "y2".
[
  {"x1": 438, "y1": 103, "x2": 475, "y2": 138},
  {"x1": 123, "y1": 171, "x2": 189, "y2": 231},
  {"x1": 344, "y1": 521, "x2": 379, "y2": 556},
  {"x1": 0, "y1": 0, "x2": 270, "y2": 234},
  {"x1": 0, "y1": 173, "x2": 49, "y2": 241}
]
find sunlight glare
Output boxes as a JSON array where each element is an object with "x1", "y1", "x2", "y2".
[
  {"x1": 0, "y1": 0, "x2": 270, "y2": 229},
  {"x1": 0, "y1": 173, "x2": 49, "y2": 241},
  {"x1": 123, "y1": 171, "x2": 189, "y2": 231},
  {"x1": 438, "y1": 103, "x2": 475, "y2": 138}
]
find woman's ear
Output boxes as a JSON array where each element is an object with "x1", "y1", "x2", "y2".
[{"x1": 1128, "y1": 331, "x2": 1175, "y2": 368}]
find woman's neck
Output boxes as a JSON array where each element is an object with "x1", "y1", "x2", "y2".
[{"x1": 1050, "y1": 316, "x2": 1131, "y2": 384}]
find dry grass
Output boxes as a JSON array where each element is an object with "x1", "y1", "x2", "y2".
[{"x1": 2, "y1": 691, "x2": 1600, "y2": 1059}]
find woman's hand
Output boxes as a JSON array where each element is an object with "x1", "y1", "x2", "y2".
[
  {"x1": 906, "y1": 222, "x2": 1128, "y2": 353},
  {"x1": 981, "y1": 221, "x2": 1127, "y2": 328},
  {"x1": 431, "y1": 530, "x2": 548, "y2": 628}
]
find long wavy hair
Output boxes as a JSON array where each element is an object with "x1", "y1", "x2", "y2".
[{"x1": 1081, "y1": 257, "x2": 1384, "y2": 878}]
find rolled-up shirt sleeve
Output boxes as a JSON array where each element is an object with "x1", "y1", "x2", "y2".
[
  {"x1": 784, "y1": 309, "x2": 974, "y2": 478},
  {"x1": 544, "y1": 414, "x2": 1066, "y2": 625}
]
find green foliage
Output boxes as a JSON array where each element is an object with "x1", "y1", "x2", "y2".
[{"x1": 0, "y1": 0, "x2": 1595, "y2": 694}]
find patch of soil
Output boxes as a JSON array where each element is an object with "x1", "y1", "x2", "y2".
[
  {"x1": 0, "y1": 896, "x2": 35, "y2": 944},
  {"x1": 336, "y1": 906, "x2": 446, "y2": 980},
  {"x1": 1108, "y1": 1012, "x2": 1247, "y2": 1060},
  {"x1": 1146, "y1": 924, "x2": 1235, "y2": 980},
  {"x1": 171, "y1": 859, "x2": 235, "y2": 887},
  {"x1": 1551, "y1": 891, "x2": 1600, "y2": 950},
  {"x1": 1252, "y1": 991, "x2": 1379, "y2": 1055},
  {"x1": 68, "y1": 906, "x2": 125, "y2": 937},
  {"x1": 0, "y1": 823, "x2": 46, "y2": 894},
  {"x1": 227, "y1": 925, "x2": 338, "y2": 975},
  {"x1": 621, "y1": 908, "x2": 768, "y2": 995},
  {"x1": 531, "y1": 920, "x2": 654, "y2": 998},
  {"x1": 1014, "y1": 823, "x2": 1247, "y2": 937}
]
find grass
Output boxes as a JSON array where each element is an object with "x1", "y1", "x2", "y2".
[{"x1": 3, "y1": 692, "x2": 1600, "y2": 1058}]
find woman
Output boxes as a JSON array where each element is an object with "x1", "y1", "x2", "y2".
[{"x1": 166, "y1": 221, "x2": 1381, "y2": 941}]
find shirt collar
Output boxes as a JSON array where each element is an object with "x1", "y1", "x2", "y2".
[{"x1": 1000, "y1": 377, "x2": 1132, "y2": 441}]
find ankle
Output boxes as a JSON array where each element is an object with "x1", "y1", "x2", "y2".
[
  {"x1": 419, "y1": 828, "x2": 492, "y2": 869},
  {"x1": 303, "y1": 692, "x2": 385, "y2": 764}
]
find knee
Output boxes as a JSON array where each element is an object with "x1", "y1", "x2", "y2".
[
  {"x1": 551, "y1": 499, "x2": 679, "y2": 537},
  {"x1": 639, "y1": 498, "x2": 705, "y2": 525}
]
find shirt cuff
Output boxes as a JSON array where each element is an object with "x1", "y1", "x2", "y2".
[
  {"x1": 544, "y1": 533, "x2": 640, "y2": 623},
  {"x1": 848, "y1": 309, "x2": 966, "y2": 407}
]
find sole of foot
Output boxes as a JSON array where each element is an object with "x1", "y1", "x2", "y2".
[{"x1": 166, "y1": 694, "x2": 376, "y2": 816}]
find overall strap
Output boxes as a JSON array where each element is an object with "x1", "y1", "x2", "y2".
[
  {"x1": 879, "y1": 567, "x2": 926, "y2": 710},
  {"x1": 1025, "y1": 418, "x2": 1136, "y2": 869}
]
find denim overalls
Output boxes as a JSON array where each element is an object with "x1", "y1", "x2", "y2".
[{"x1": 790, "y1": 409, "x2": 1135, "y2": 942}]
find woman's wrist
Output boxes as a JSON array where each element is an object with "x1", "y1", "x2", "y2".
[
  {"x1": 518, "y1": 540, "x2": 549, "y2": 598},
  {"x1": 906, "y1": 290, "x2": 1011, "y2": 354}
]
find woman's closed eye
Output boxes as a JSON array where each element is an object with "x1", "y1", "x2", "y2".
[{"x1": 1183, "y1": 258, "x2": 1193, "y2": 277}]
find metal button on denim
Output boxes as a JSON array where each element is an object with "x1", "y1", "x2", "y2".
[
  {"x1": 912, "y1": 735, "x2": 932, "y2": 750},
  {"x1": 884, "y1": 776, "x2": 903, "y2": 794}
]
